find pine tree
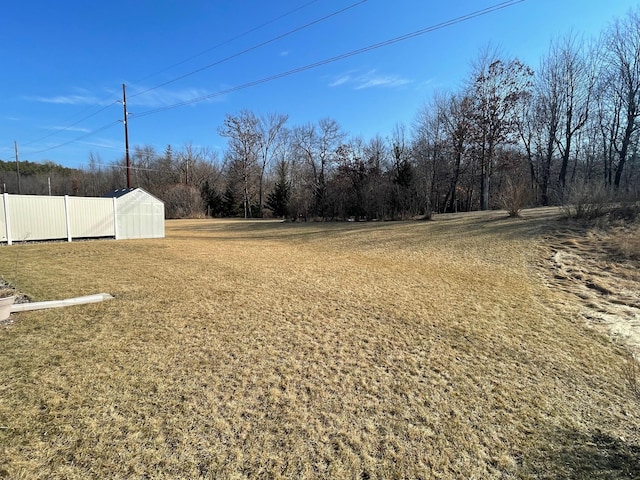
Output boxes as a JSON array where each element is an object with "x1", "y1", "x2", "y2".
[
  {"x1": 222, "y1": 182, "x2": 240, "y2": 217},
  {"x1": 200, "y1": 180, "x2": 223, "y2": 217},
  {"x1": 266, "y1": 161, "x2": 291, "y2": 218}
]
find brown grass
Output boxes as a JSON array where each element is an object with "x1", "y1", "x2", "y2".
[
  {"x1": 1, "y1": 208, "x2": 639, "y2": 479},
  {"x1": 609, "y1": 224, "x2": 640, "y2": 261}
]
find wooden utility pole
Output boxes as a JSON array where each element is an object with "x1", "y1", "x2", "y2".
[
  {"x1": 14, "y1": 141, "x2": 21, "y2": 194},
  {"x1": 122, "y1": 83, "x2": 131, "y2": 189}
]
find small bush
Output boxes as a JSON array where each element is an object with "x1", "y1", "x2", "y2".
[
  {"x1": 562, "y1": 181, "x2": 614, "y2": 220},
  {"x1": 499, "y1": 177, "x2": 531, "y2": 217},
  {"x1": 608, "y1": 203, "x2": 640, "y2": 222},
  {"x1": 162, "y1": 184, "x2": 205, "y2": 219}
]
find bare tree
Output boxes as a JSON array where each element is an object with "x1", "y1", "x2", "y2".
[
  {"x1": 602, "y1": 8, "x2": 640, "y2": 188},
  {"x1": 413, "y1": 95, "x2": 447, "y2": 217},
  {"x1": 291, "y1": 122, "x2": 318, "y2": 219},
  {"x1": 553, "y1": 34, "x2": 596, "y2": 192},
  {"x1": 468, "y1": 48, "x2": 533, "y2": 210},
  {"x1": 256, "y1": 113, "x2": 288, "y2": 216},
  {"x1": 219, "y1": 110, "x2": 260, "y2": 218},
  {"x1": 531, "y1": 42, "x2": 564, "y2": 204},
  {"x1": 291, "y1": 118, "x2": 344, "y2": 218},
  {"x1": 131, "y1": 145, "x2": 158, "y2": 191},
  {"x1": 316, "y1": 118, "x2": 345, "y2": 218},
  {"x1": 390, "y1": 123, "x2": 414, "y2": 218},
  {"x1": 441, "y1": 93, "x2": 474, "y2": 212},
  {"x1": 363, "y1": 134, "x2": 389, "y2": 219}
]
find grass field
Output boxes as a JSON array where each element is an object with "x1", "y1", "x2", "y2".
[{"x1": 1, "y1": 209, "x2": 639, "y2": 479}]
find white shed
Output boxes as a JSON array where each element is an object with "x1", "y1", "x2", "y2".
[{"x1": 104, "y1": 188, "x2": 165, "y2": 240}]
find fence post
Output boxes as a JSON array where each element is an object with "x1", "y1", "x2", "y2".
[
  {"x1": 64, "y1": 195, "x2": 72, "y2": 242},
  {"x1": 112, "y1": 196, "x2": 119, "y2": 240},
  {"x1": 2, "y1": 193, "x2": 11, "y2": 245}
]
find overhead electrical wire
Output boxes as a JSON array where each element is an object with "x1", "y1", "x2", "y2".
[
  {"x1": 133, "y1": 0, "x2": 525, "y2": 118},
  {"x1": 20, "y1": 0, "x2": 326, "y2": 154},
  {"x1": 27, "y1": 121, "x2": 121, "y2": 156},
  {"x1": 22, "y1": 101, "x2": 120, "y2": 147},
  {"x1": 85, "y1": 162, "x2": 178, "y2": 172},
  {"x1": 27, "y1": 0, "x2": 524, "y2": 158},
  {"x1": 130, "y1": 0, "x2": 368, "y2": 99},
  {"x1": 135, "y1": 0, "x2": 321, "y2": 83}
]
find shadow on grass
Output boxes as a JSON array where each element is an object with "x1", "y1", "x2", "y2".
[
  {"x1": 167, "y1": 207, "x2": 568, "y2": 245},
  {"x1": 523, "y1": 429, "x2": 640, "y2": 479}
]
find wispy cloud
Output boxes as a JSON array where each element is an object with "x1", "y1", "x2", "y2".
[
  {"x1": 78, "y1": 137, "x2": 123, "y2": 151},
  {"x1": 279, "y1": 50, "x2": 290, "y2": 57},
  {"x1": 27, "y1": 89, "x2": 113, "y2": 106},
  {"x1": 128, "y1": 86, "x2": 223, "y2": 108},
  {"x1": 44, "y1": 125, "x2": 91, "y2": 133},
  {"x1": 355, "y1": 73, "x2": 411, "y2": 90},
  {"x1": 328, "y1": 69, "x2": 411, "y2": 90},
  {"x1": 329, "y1": 74, "x2": 353, "y2": 87},
  {"x1": 27, "y1": 85, "x2": 225, "y2": 109}
]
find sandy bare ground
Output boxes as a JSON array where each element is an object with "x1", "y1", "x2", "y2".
[{"x1": 542, "y1": 222, "x2": 640, "y2": 360}]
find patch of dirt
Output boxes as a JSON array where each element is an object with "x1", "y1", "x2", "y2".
[{"x1": 543, "y1": 222, "x2": 640, "y2": 358}]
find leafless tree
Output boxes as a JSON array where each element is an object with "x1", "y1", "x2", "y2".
[
  {"x1": 256, "y1": 113, "x2": 288, "y2": 216},
  {"x1": 601, "y1": 8, "x2": 640, "y2": 188},
  {"x1": 553, "y1": 35, "x2": 596, "y2": 193},
  {"x1": 291, "y1": 118, "x2": 344, "y2": 218},
  {"x1": 468, "y1": 48, "x2": 533, "y2": 210},
  {"x1": 219, "y1": 110, "x2": 261, "y2": 218},
  {"x1": 441, "y1": 93, "x2": 474, "y2": 212}
]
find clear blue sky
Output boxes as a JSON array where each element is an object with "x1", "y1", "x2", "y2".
[{"x1": 1, "y1": 0, "x2": 638, "y2": 169}]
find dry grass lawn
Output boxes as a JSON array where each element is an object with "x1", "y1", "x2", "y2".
[{"x1": 1, "y1": 208, "x2": 639, "y2": 479}]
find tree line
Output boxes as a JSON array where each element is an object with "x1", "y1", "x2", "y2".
[{"x1": 4, "y1": 8, "x2": 640, "y2": 219}]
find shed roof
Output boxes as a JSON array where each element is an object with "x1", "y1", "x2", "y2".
[
  {"x1": 103, "y1": 188, "x2": 163, "y2": 204},
  {"x1": 103, "y1": 188, "x2": 137, "y2": 199}
]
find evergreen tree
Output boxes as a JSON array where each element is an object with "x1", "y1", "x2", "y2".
[
  {"x1": 200, "y1": 180, "x2": 223, "y2": 217},
  {"x1": 266, "y1": 161, "x2": 291, "y2": 218},
  {"x1": 222, "y1": 182, "x2": 240, "y2": 217}
]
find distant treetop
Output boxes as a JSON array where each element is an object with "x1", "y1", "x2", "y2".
[{"x1": 0, "y1": 159, "x2": 77, "y2": 176}]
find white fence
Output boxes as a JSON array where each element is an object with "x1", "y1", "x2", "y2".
[{"x1": 1, "y1": 193, "x2": 116, "y2": 245}]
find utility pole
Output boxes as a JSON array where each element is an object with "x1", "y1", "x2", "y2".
[
  {"x1": 14, "y1": 141, "x2": 21, "y2": 194},
  {"x1": 122, "y1": 83, "x2": 131, "y2": 189}
]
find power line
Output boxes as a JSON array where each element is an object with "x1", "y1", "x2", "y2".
[
  {"x1": 133, "y1": 0, "x2": 525, "y2": 118},
  {"x1": 82, "y1": 162, "x2": 175, "y2": 173},
  {"x1": 23, "y1": 0, "x2": 524, "y2": 159},
  {"x1": 130, "y1": 0, "x2": 367, "y2": 99},
  {"x1": 18, "y1": 0, "x2": 323, "y2": 150},
  {"x1": 22, "y1": 101, "x2": 120, "y2": 147},
  {"x1": 135, "y1": 0, "x2": 321, "y2": 83},
  {"x1": 28, "y1": 121, "x2": 121, "y2": 156}
]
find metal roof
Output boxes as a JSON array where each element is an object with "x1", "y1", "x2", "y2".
[
  {"x1": 103, "y1": 188, "x2": 137, "y2": 199},
  {"x1": 103, "y1": 187, "x2": 164, "y2": 204}
]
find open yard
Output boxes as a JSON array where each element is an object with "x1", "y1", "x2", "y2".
[{"x1": 1, "y1": 209, "x2": 639, "y2": 479}]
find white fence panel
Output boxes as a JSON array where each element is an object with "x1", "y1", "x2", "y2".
[
  {"x1": 8, "y1": 195, "x2": 67, "y2": 242},
  {"x1": 68, "y1": 197, "x2": 115, "y2": 238}
]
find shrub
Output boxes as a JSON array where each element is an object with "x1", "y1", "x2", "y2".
[
  {"x1": 499, "y1": 177, "x2": 531, "y2": 217},
  {"x1": 162, "y1": 184, "x2": 205, "y2": 219},
  {"x1": 562, "y1": 181, "x2": 613, "y2": 220}
]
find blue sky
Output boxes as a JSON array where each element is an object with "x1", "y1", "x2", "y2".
[{"x1": 1, "y1": 0, "x2": 638, "y2": 169}]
